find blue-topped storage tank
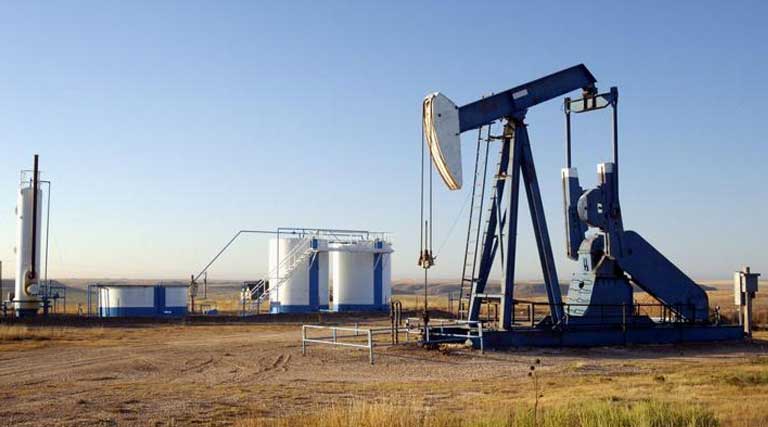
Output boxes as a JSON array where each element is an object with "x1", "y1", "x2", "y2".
[{"x1": 98, "y1": 284, "x2": 187, "y2": 317}]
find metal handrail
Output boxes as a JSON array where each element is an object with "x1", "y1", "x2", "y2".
[
  {"x1": 246, "y1": 235, "x2": 317, "y2": 304},
  {"x1": 301, "y1": 324, "x2": 376, "y2": 365},
  {"x1": 497, "y1": 300, "x2": 705, "y2": 327}
]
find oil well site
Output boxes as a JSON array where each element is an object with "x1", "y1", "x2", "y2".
[{"x1": 1, "y1": 3, "x2": 767, "y2": 427}]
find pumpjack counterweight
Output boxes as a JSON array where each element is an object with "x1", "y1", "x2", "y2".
[{"x1": 421, "y1": 64, "x2": 744, "y2": 348}]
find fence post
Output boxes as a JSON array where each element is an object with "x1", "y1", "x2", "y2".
[
  {"x1": 301, "y1": 325, "x2": 306, "y2": 356},
  {"x1": 478, "y1": 322, "x2": 484, "y2": 355},
  {"x1": 530, "y1": 303, "x2": 535, "y2": 327},
  {"x1": 368, "y1": 330, "x2": 374, "y2": 365},
  {"x1": 332, "y1": 327, "x2": 337, "y2": 344}
]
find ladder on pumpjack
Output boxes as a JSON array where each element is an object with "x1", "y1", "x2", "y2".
[{"x1": 457, "y1": 123, "x2": 497, "y2": 320}]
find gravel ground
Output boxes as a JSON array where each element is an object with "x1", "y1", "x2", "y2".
[{"x1": 0, "y1": 321, "x2": 764, "y2": 427}]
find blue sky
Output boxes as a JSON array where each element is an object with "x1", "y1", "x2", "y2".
[{"x1": 0, "y1": 1, "x2": 765, "y2": 282}]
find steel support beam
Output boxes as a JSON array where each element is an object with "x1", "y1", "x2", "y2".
[
  {"x1": 468, "y1": 118, "x2": 565, "y2": 328},
  {"x1": 458, "y1": 65, "x2": 597, "y2": 133},
  {"x1": 499, "y1": 124, "x2": 522, "y2": 330},
  {"x1": 516, "y1": 120, "x2": 564, "y2": 324},
  {"x1": 468, "y1": 132, "x2": 511, "y2": 322}
]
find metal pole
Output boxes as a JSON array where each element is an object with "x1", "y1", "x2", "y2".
[
  {"x1": 368, "y1": 330, "x2": 374, "y2": 365},
  {"x1": 611, "y1": 87, "x2": 619, "y2": 187},
  {"x1": 43, "y1": 181, "x2": 51, "y2": 289},
  {"x1": 745, "y1": 293, "x2": 753, "y2": 338},
  {"x1": 193, "y1": 230, "x2": 275, "y2": 283},
  {"x1": 301, "y1": 326, "x2": 306, "y2": 355},
  {"x1": 500, "y1": 123, "x2": 521, "y2": 330},
  {"x1": 30, "y1": 155, "x2": 39, "y2": 283},
  {"x1": 478, "y1": 322, "x2": 484, "y2": 354},
  {"x1": 564, "y1": 98, "x2": 572, "y2": 169},
  {"x1": 468, "y1": 131, "x2": 512, "y2": 321},
  {"x1": 530, "y1": 303, "x2": 535, "y2": 327},
  {"x1": 517, "y1": 123, "x2": 564, "y2": 324},
  {"x1": 391, "y1": 308, "x2": 395, "y2": 344}
]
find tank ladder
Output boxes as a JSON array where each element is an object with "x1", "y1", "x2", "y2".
[
  {"x1": 243, "y1": 237, "x2": 316, "y2": 310},
  {"x1": 457, "y1": 124, "x2": 494, "y2": 319}
]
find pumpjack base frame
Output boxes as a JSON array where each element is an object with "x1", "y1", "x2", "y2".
[
  {"x1": 483, "y1": 325, "x2": 743, "y2": 348},
  {"x1": 438, "y1": 325, "x2": 744, "y2": 349}
]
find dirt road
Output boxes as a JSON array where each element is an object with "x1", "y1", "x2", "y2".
[{"x1": 0, "y1": 322, "x2": 764, "y2": 426}]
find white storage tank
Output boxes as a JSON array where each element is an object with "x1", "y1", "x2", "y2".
[
  {"x1": 268, "y1": 237, "x2": 328, "y2": 313},
  {"x1": 13, "y1": 184, "x2": 43, "y2": 317},
  {"x1": 331, "y1": 240, "x2": 392, "y2": 311},
  {"x1": 98, "y1": 284, "x2": 188, "y2": 317}
]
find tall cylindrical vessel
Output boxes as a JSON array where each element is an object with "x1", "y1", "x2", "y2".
[
  {"x1": 377, "y1": 241, "x2": 392, "y2": 307},
  {"x1": 13, "y1": 185, "x2": 43, "y2": 317},
  {"x1": 268, "y1": 237, "x2": 328, "y2": 313},
  {"x1": 331, "y1": 241, "x2": 391, "y2": 311},
  {"x1": 316, "y1": 249, "x2": 330, "y2": 310}
]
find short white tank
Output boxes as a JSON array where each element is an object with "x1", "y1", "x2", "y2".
[
  {"x1": 331, "y1": 240, "x2": 391, "y2": 311},
  {"x1": 98, "y1": 285, "x2": 187, "y2": 317},
  {"x1": 13, "y1": 185, "x2": 43, "y2": 317},
  {"x1": 268, "y1": 237, "x2": 328, "y2": 313}
]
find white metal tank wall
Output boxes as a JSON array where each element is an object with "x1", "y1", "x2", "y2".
[
  {"x1": 331, "y1": 241, "x2": 392, "y2": 311},
  {"x1": 268, "y1": 238, "x2": 328, "y2": 313},
  {"x1": 99, "y1": 286, "x2": 153, "y2": 316},
  {"x1": 13, "y1": 186, "x2": 43, "y2": 316},
  {"x1": 98, "y1": 285, "x2": 188, "y2": 317},
  {"x1": 164, "y1": 286, "x2": 188, "y2": 314},
  {"x1": 317, "y1": 251, "x2": 329, "y2": 310},
  {"x1": 378, "y1": 242, "x2": 392, "y2": 306},
  {"x1": 332, "y1": 250, "x2": 373, "y2": 310}
]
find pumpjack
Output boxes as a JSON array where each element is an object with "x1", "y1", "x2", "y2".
[{"x1": 422, "y1": 65, "x2": 743, "y2": 347}]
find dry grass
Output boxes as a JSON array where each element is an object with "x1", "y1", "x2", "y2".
[
  {"x1": 236, "y1": 399, "x2": 719, "y2": 427},
  {"x1": 228, "y1": 339, "x2": 768, "y2": 427},
  {"x1": 0, "y1": 323, "x2": 764, "y2": 426},
  {"x1": 0, "y1": 287, "x2": 765, "y2": 426},
  {"x1": 0, "y1": 325, "x2": 61, "y2": 342},
  {"x1": 720, "y1": 371, "x2": 768, "y2": 386},
  {"x1": 0, "y1": 324, "x2": 116, "y2": 351}
]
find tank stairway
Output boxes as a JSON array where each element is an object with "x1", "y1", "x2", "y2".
[
  {"x1": 243, "y1": 236, "x2": 317, "y2": 309},
  {"x1": 457, "y1": 124, "x2": 494, "y2": 320}
]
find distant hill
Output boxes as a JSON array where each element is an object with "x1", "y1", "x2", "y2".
[
  {"x1": 392, "y1": 279, "x2": 567, "y2": 297},
  {"x1": 0, "y1": 277, "x2": 730, "y2": 304},
  {"x1": 393, "y1": 279, "x2": 720, "y2": 297}
]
